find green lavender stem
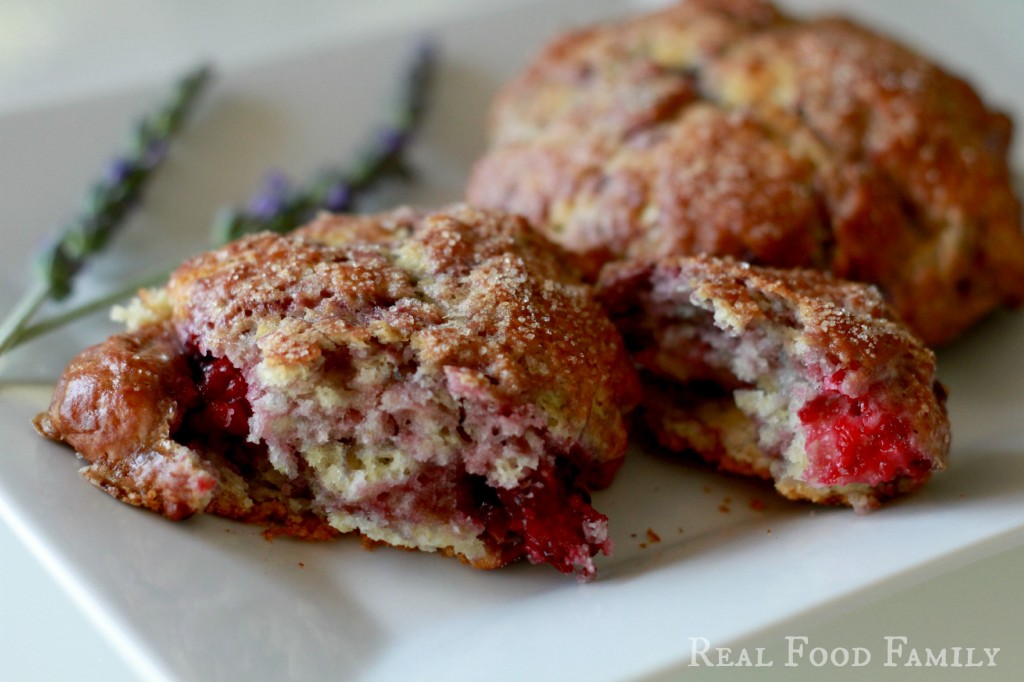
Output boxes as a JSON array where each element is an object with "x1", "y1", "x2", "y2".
[
  {"x1": 0, "y1": 64, "x2": 212, "y2": 357},
  {"x1": 9, "y1": 270, "x2": 170, "y2": 349},
  {"x1": 0, "y1": 282, "x2": 50, "y2": 356}
]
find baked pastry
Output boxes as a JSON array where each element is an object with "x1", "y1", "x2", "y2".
[
  {"x1": 34, "y1": 204, "x2": 641, "y2": 579},
  {"x1": 597, "y1": 255, "x2": 950, "y2": 511},
  {"x1": 466, "y1": 0, "x2": 1024, "y2": 345}
]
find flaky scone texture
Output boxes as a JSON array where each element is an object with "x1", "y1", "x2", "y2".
[
  {"x1": 35, "y1": 204, "x2": 640, "y2": 579},
  {"x1": 598, "y1": 255, "x2": 950, "y2": 511},
  {"x1": 467, "y1": 0, "x2": 1024, "y2": 345}
]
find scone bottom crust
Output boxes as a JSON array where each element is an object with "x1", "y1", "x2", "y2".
[{"x1": 34, "y1": 205, "x2": 640, "y2": 580}]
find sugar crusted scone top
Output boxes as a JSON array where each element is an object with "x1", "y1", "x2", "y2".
[
  {"x1": 162, "y1": 204, "x2": 638, "y2": 463},
  {"x1": 601, "y1": 255, "x2": 937, "y2": 388}
]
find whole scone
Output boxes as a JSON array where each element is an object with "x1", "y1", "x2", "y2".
[
  {"x1": 34, "y1": 204, "x2": 641, "y2": 580},
  {"x1": 467, "y1": 0, "x2": 1024, "y2": 346},
  {"x1": 598, "y1": 255, "x2": 950, "y2": 511}
]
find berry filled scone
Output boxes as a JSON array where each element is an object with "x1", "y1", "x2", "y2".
[
  {"x1": 597, "y1": 255, "x2": 950, "y2": 511},
  {"x1": 34, "y1": 204, "x2": 641, "y2": 579},
  {"x1": 466, "y1": 0, "x2": 1024, "y2": 345}
]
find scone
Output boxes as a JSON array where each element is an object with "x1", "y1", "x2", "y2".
[
  {"x1": 466, "y1": 0, "x2": 1024, "y2": 345},
  {"x1": 34, "y1": 204, "x2": 641, "y2": 579},
  {"x1": 597, "y1": 255, "x2": 950, "y2": 511}
]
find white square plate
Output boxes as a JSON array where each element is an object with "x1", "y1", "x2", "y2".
[{"x1": 1, "y1": 1, "x2": 1023, "y2": 680}]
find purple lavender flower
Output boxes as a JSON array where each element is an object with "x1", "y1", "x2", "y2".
[
  {"x1": 141, "y1": 138, "x2": 169, "y2": 169},
  {"x1": 322, "y1": 183, "x2": 353, "y2": 212},
  {"x1": 377, "y1": 129, "x2": 408, "y2": 159},
  {"x1": 104, "y1": 157, "x2": 135, "y2": 186},
  {"x1": 0, "y1": 63, "x2": 212, "y2": 356},
  {"x1": 246, "y1": 170, "x2": 291, "y2": 219}
]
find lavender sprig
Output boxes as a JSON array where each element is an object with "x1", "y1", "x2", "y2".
[
  {"x1": 0, "y1": 64, "x2": 212, "y2": 357},
  {"x1": 213, "y1": 41, "x2": 436, "y2": 244},
  {"x1": 0, "y1": 43, "x2": 437, "y2": 361}
]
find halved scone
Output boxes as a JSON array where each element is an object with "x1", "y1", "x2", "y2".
[
  {"x1": 598, "y1": 255, "x2": 950, "y2": 511},
  {"x1": 34, "y1": 204, "x2": 641, "y2": 579}
]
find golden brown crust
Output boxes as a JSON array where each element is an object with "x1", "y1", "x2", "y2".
[
  {"x1": 467, "y1": 0, "x2": 1024, "y2": 345},
  {"x1": 33, "y1": 325, "x2": 190, "y2": 463},
  {"x1": 33, "y1": 324, "x2": 214, "y2": 520}
]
